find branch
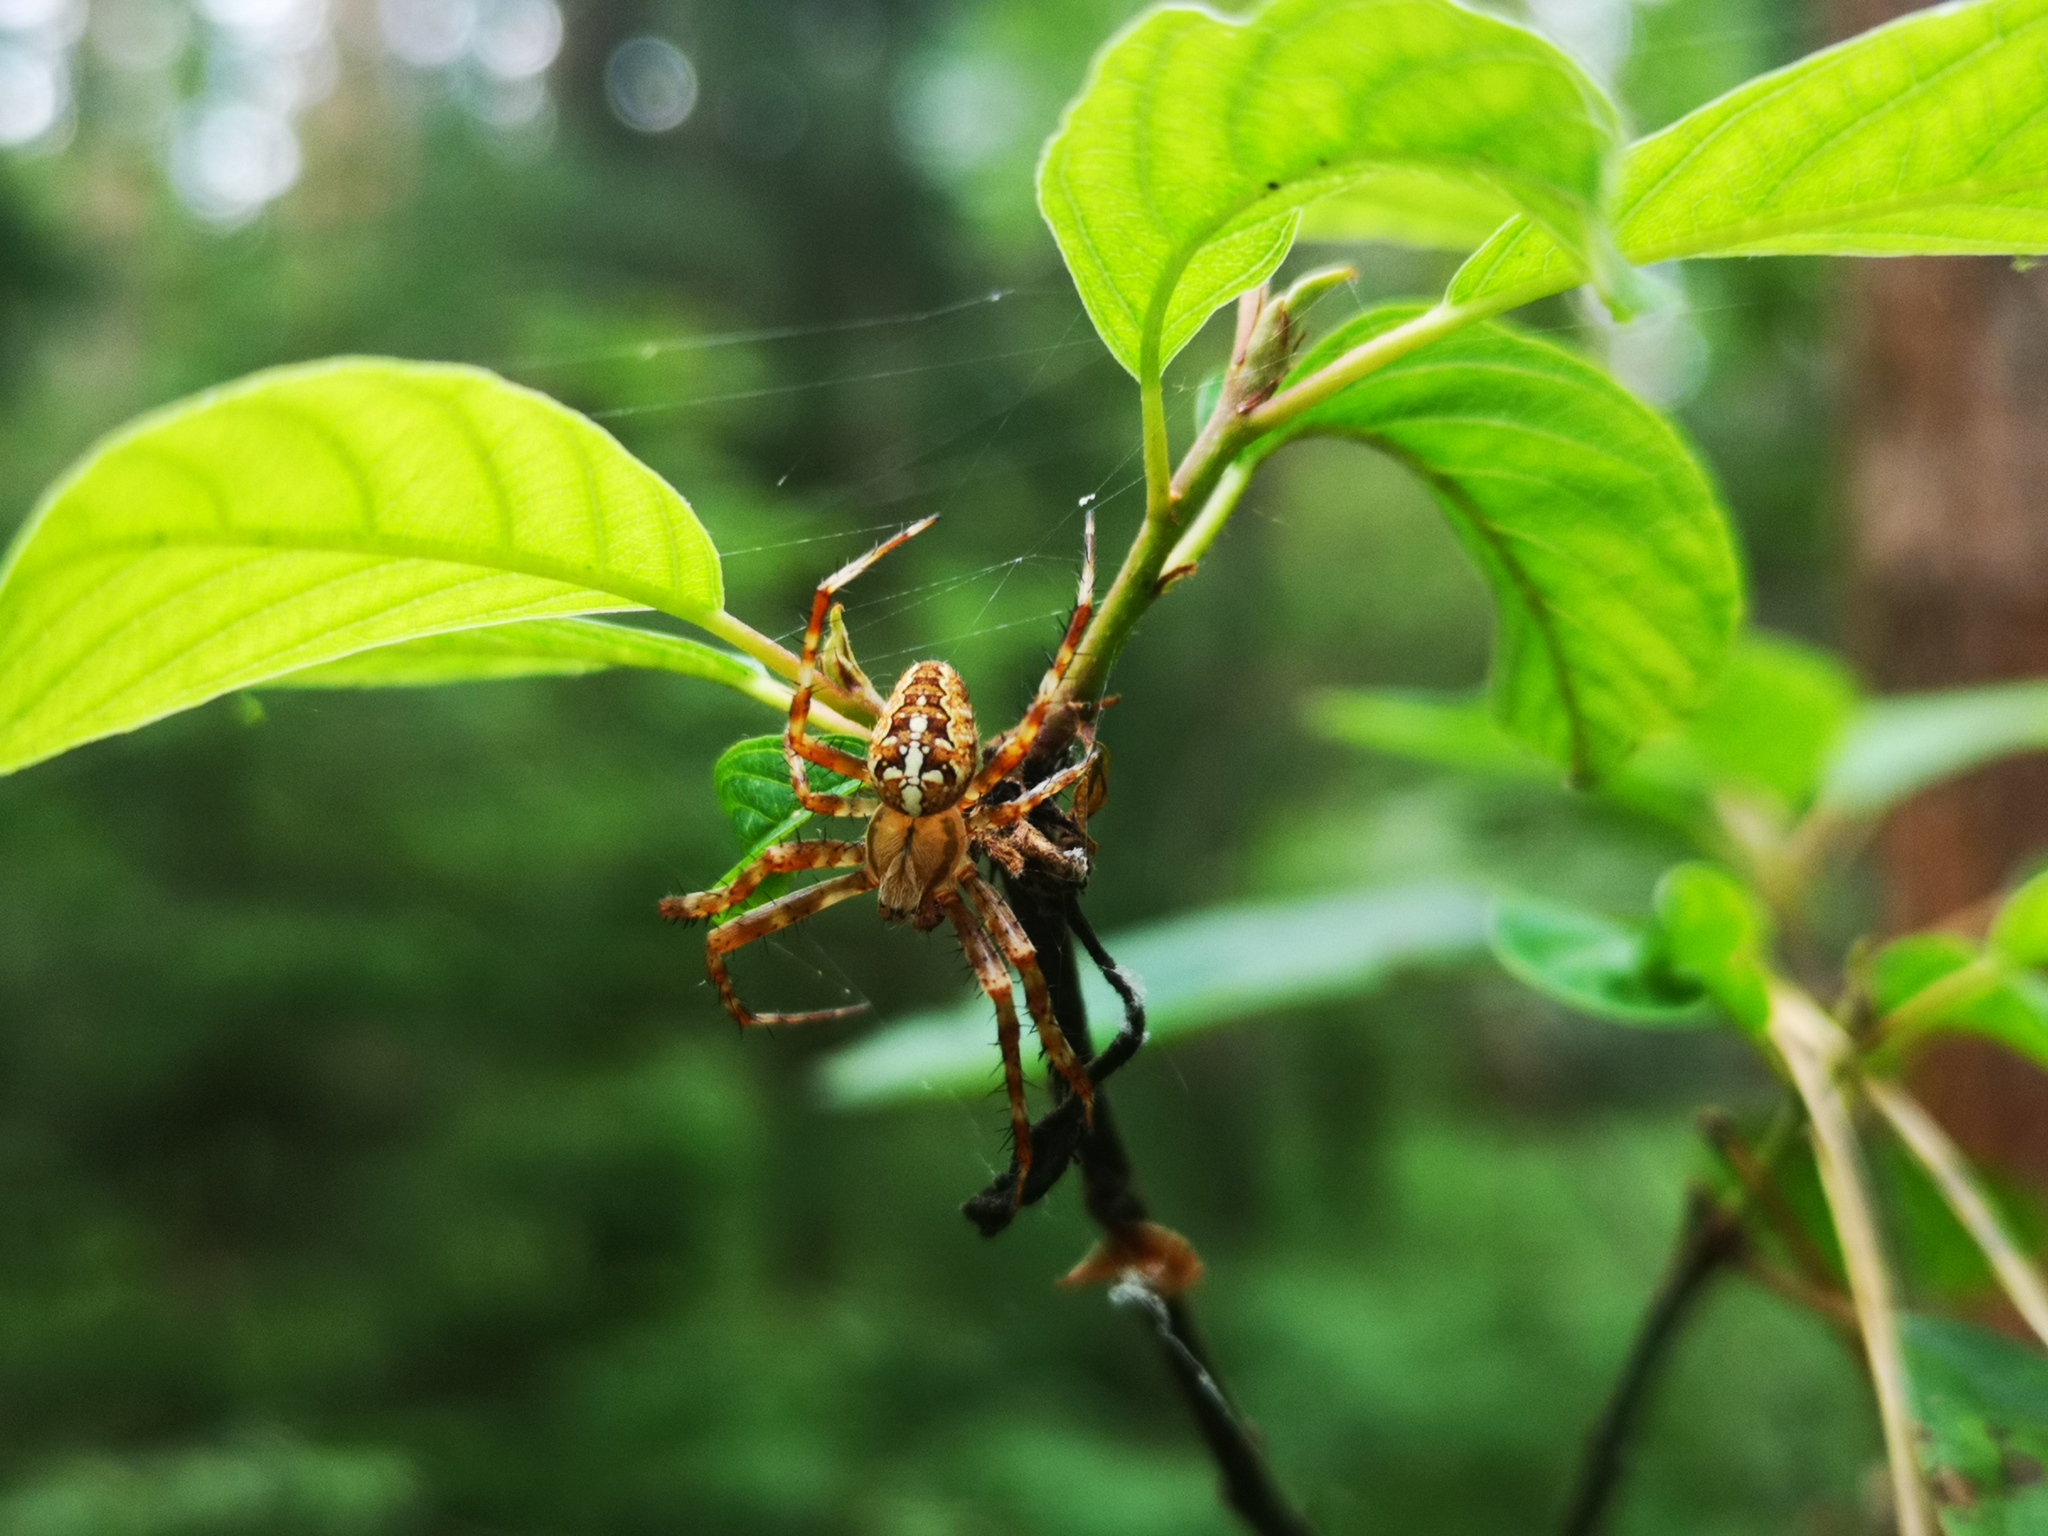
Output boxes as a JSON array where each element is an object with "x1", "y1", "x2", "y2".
[
  {"x1": 1868, "y1": 1078, "x2": 2048, "y2": 1349},
  {"x1": 1769, "y1": 984, "x2": 1936, "y2": 1536},
  {"x1": 972, "y1": 862, "x2": 1316, "y2": 1536},
  {"x1": 1560, "y1": 1185, "x2": 1745, "y2": 1536}
]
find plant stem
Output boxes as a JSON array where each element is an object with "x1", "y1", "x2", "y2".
[
  {"x1": 1874, "y1": 954, "x2": 2007, "y2": 1052},
  {"x1": 1868, "y1": 1078, "x2": 2048, "y2": 1349},
  {"x1": 695, "y1": 607, "x2": 875, "y2": 724},
  {"x1": 1768, "y1": 984, "x2": 1936, "y2": 1536},
  {"x1": 1159, "y1": 460, "x2": 1255, "y2": 587},
  {"x1": 1561, "y1": 1186, "x2": 1745, "y2": 1536},
  {"x1": 995, "y1": 873, "x2": 1316, "y2": 1536},
  {"x1": 1242, "y1": 298, "x2": 1507, "y2": 434}
]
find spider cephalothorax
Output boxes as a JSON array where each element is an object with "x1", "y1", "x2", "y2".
[{"x1": 660, "y1": 516, "x2": 1104, "y2": 1183}]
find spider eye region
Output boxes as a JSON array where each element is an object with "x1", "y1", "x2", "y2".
[{"x1": 870, "y1": 660, "x2": 976, "y2": 817}]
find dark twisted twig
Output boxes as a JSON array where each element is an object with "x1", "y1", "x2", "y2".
[
  {"x1": 962, "y1": 846, "x2": 1316, "y2": 1536},
  {"x1": 1559, "y1": 1185, "x2": 1745, "y2": 1536}
]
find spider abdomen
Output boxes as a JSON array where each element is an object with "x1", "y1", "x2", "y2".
[{"x1": 869, "y1": 660, "x2": 977, "y2": 817}]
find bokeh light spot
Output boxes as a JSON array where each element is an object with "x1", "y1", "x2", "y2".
[
  {"x1": 605, "y1": 35, "x2": 695, "y2": 134},
  {"x1": 472, "y1": 0, "x2": 559, "y2": 80},
  {"x1": 0, "y1": 44, "x2": 62, "y2": 144},
  {"x1": 378, "y1": 0, "x2": 474, "y2": 69},
  {"x1": 170, "y1": 100, "x2": 301, "y2": 221}
]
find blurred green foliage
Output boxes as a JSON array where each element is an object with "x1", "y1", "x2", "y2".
[{"x1": 0, "y1": 0, "x2": 1891, "y2": 1530}]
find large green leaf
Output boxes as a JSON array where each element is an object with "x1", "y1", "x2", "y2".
[
  {"x1": 0, "y1": 358, "x2": 723, "y2": 776},
  {"x1": 818, "y1": 882, "x2": 1490, "y2": 1107},
  {"x1": 1262, "y1": 305, "x2": 1741, "y2": 780},
  {"x1": 1038, "y1": 0, "x2": 1623, "y2": 377},
  {"x1": 1903, "y1": 1313, "x2": 2048, "y2": 1534},
  {"x1": 1489, "y1": 897, "x2": 1714, "y2": 1028},
  {"x1": 1452, "y1": 0, "x2": 2048, "y2": 309},
  {"x1": 270, "y1": 616, "x2": 778, "y2": 702}
]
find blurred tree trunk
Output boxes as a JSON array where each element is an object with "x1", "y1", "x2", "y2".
[{"x1": 1836, "y1": 0, "x2": 2048, "y2": 1183}]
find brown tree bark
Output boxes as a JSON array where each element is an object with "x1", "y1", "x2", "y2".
[{"x1": 1837, "y1": 2, "x2": 2048, "y2": 1186}]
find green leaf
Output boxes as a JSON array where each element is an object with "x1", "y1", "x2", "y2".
[
  {"x1": 1823, "y1": 681, "x2": 2048, "y2": 819},
  {"x1": 818, "y1": 882, "x2": 1491, "y2": 1106},
  {"x1": 709, "y1": 733, "x2": 867, "y2": 891},
  {"x1": 1651, "y1": 862, "x2": 1772, "y2": 1033},
  {"x1": 1995, "y1": 869, "x2": 2048, "y2": 970},
  {"x1": 1490, "y1": 897, "x2": 1713, "y2": 1027},
  {"x1": 1038, "y1": 0, "x2": 1623, "y2": 377},
  {"x1": 267, "y1": 616, "x2": 779, "y2": 702},
  {"x1": 1297, "y1": 169, "x2": 1526, "y2": 252},
  {"x1": 1903, "y1": 1313, "x2": 2048, "y2": 1534},
  {"x1": 1452, "y1": 0, "x2": 2048, "y2": 308},
  {"x1": 1666, "y1": 632, "x2": 1860, "y2": 812},
  {"x1": 0, "y1": 358, "x2": 724, "y2": 777},
  {"x1": 1871, "y1": 933, "x2": 2048, "y2": 1070},
  {"x1": 1259, "y1": 305, "x2": 1741, "y2": 780}
]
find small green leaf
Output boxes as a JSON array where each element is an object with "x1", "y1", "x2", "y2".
[
  {"x1": 1039, "y1": 0, "x2": 1623, "y2": 377},
  {"x1": 1823, "y1": 682, "x2": 2048, "y2": 819},
  {"x1": 1452, "y1": 0, "x2": 2048, "y2": 309},
  {"x1": 819, "y1": 882, "x2": 1491, "y2": 1106},
  {"x1": 1258, "y1": 305, "x2": 1741, "y2": 780},
  {"x1": 710, "y1": 732, "x2": 867, "y2": 884},
  {"x1": 1994, "y1": 869, "x2": 2048, "y2": 969},
  {"x1": 1651, "y1": 862, "x2": 1772, "y2": 1033},
  {"x1": 1903, "y1": 1313, "x2": 2048, "y2": 1533},
  {"x1": 1871, "y1": 933, "x2": 2048, "y2": 1070},
  {"x1": 0, "y1": 358, "x2": 724, "y2": 776},
  {"x1": 268, "y1": 616, "x2": 777, "y2": 701},
  {"x1": 1489, "y1": 897, "x2": 1713, "y2": 1027}
]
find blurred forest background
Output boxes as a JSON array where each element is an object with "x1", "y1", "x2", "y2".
[{"x1": 2, "y1": 0, "x2": 2039, "y2": 1531}]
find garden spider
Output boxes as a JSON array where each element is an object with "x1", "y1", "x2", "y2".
[{"x1": 661, "y1": 516, "x2": 1104, "y2": 1183}]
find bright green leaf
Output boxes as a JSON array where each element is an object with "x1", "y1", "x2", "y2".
[
  {"x1": 818, "y1": 882, "x2": 1491, "y2": 1106},
  {"x1": 1452, "y1": 0, "x2": 2048, "y2": 308},
  {"x1": 268, "y1": 616, "x2": 782, "y2": 707},
  {"x1": 1668, "y1": 632, "x2": 1860, "y2": 812},
  {"x1": 1298, "y1": 169, "x2": 1525, "y2": 252},
  {"x1": 1994, "y1": 869, "x2": 2048, "y2": 969},
  {"x1": 1260, "y1": 305, "x2": 1741, "y2": 781},
  {"x1": 1038, "y1": 0, "x2": 1623, "y2": 377},
  {"x1": 1489, "y1": 897, "x2": 1713, "y2": 1028},
  {"x1": 1823, "y1": 681, "x2": 2048, "y2": 818},
  {"x1": 0, "y1": 358, "x2": 724, "y2": 776},
  {"x1": 1651, "y1": 862, "x2": 1772, "y2": 1033},
  {"x1": 1903, "y1": 1313, "x2": 2048, "y2": 1534},
  {"x1": 1871, "y1": 933, "x2": 2048, "y2": 1070}
]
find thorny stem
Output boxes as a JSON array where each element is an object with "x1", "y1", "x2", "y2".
[
  {"x1": 986, "y1": 871, "x2": 1317, "y2": 1536},
  {"x1": 1560, "y1": 1186, "x2": 1745, "y2": 1536},
  {"x1": 1769, "y1": 984, "x2": 1936, "y2": 1536},
  {"x1": 1869, "y1": 1079, "x2": 2048, "y2": 1349}
]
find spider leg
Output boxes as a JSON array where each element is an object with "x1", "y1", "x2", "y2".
[
  {"x1": 659, "y1": 839, "x2": 866, "y2": 923},
  {"x1": 959, "y1": 868, "x2": 1094, "y2": 1122},
  {"x1": 695, "y1": 868, "x2": 879, "y2": 1027},
  {"x1": 972, "y1": 748, "x2": 1100, "y2": 830},
  {"x1": 787, "y1": 517, "x2": 936, "y2": 814},
  {"x1": 959, "y1": 512, "x2": 1095, "y2": 808},
  {"x1": 938, "y1": 884, "x2": 1033, "y2": 1192}
]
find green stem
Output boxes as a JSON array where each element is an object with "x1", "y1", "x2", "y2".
[
  {"x1": 1877, "y1": 954, "x2": 2007, "y2": 1055},
  {"x1": 695, "y1": 607, "x2": 875, "y2": 725},
  {"x1": 1768, "y1": 984, "x2": 1936, "y2": 1536},
  {"x1": 1242, "y1": 296, "x2": 1513, "y2": 436},
  {"x1": 1159, "y1": 460, "x2": 1254, "y2": 586},
  {"x1": 1061, "y1": 291, "x2": 1523, "y2": 704}
]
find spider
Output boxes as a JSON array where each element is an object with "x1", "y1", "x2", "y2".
[{"x1": 661, "y1": 516, "x2": 1104, "y2": 1185}]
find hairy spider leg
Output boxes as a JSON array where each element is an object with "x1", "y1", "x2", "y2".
[
  {"x1": 699, "y1": 868, "x2": 879, "y2": 1027},
  {"x1": 787, "y1": 516, "x2": 939, "y2": 816},
  {"x1": 659, "y1": 839, "x2": 867, "y2": 922},
  {"x1": 959, "y1": 868, "x2": 1094, "y2": 1120},
  {"x1": 973, "y1": 749, "x2": 1101, "y2": 831},
  {"x1": 960, "y1": 512, "x2": 1095, "y2": 809},
  {"x1": 939, "y1": 885, "x2": 1034, "y2": 1190}
]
